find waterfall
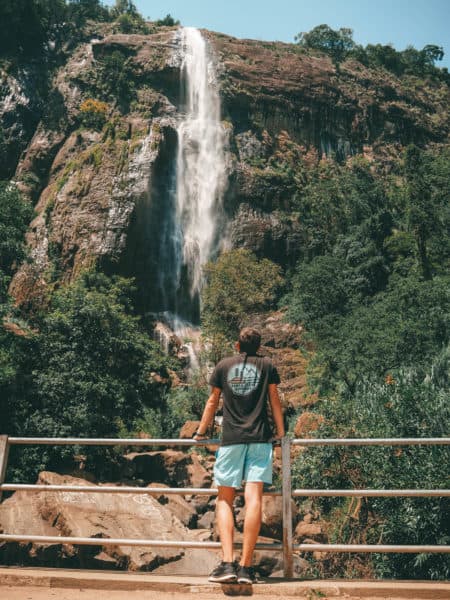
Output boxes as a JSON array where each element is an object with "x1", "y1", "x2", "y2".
[
  {"x1": 175, "y1": 26, "x2": 227, "y2": 314},
  {"x1": 151, "y1": 27, "x2": 226, "y2": 366}
]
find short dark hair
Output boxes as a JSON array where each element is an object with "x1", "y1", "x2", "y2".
[{"x1": 238, "y1": 327, "x2": 261, "y2": 355}]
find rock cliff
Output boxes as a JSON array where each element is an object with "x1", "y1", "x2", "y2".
[{"x1": 3, "y1": 25, "x2": 448, "y2": 309}]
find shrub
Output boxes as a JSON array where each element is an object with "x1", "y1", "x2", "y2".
[
  {"x1": 79, "y1": 98, "x2": 109, "y2": 130},
  {"x1": 292, "y1": 352, "x2": 450, "y2": 579}
]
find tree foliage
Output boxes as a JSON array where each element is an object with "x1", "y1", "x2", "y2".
[
  {"x1": 202, "y1": 249, "x2": 283, "y2": 340},
  {"x1": 293, "y1": 351, "x2": 450, "y2": 579},
  {"x1": 3, "y1": 272, "x2": 175, "y2": 481},
  {"x1": 0, "y1": 183, "x2": 34, "y2": 283},
  {"x1": 295, "y1": 24, "x2": 355, "y2": 64},
  {"x1": 295, "y1": 24, "x2": 447, "y2": 80}
]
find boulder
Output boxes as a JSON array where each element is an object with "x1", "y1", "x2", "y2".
[
  {"x1": 152, "y1": 548, "x2": 218, "y2": 576},
  {"x1": 189, "y1": 493, "x2": 214, "y2": 515},
  {"x1": 269, "y1": 553, "x2": 311, "y2": 578},
  {"x1": 233, "y1": 532, "x2": 284, "y2": 576},
  {"x1": 294, "y1": 520, "x2": 327, "y2": 543},
  {"x1": 147, "y1": 482, "x2": 197, "y2": 528},
  {"x1": 122, "y1": 450, "x2": 212, "y2": 488},
  {"x1": 232, "y1": 495, "x2": 297, "y2": 540},
  {"x1": 0, "y1": 471, "x2": 206, "y2": 571},
  {"x1": 197, "y1": 510, "x2": 215, "y2": 530},
  {"x1": 179, "y1": 420, "x2": 200, "y2": 439},
  {"x1": 0, "y1": 488, "x2": 69, "y2": 567}
]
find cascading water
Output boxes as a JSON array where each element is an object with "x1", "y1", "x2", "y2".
[
  {"x1": 154, "y1": 27, "x2": 227, "y2": 365},
  {"x1": 175, "y1": 27, "x2": 227, "y2": 304}
]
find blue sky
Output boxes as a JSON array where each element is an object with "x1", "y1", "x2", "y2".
[{"x1": 103, "y1": 0, "x2": 450, "y2": 68}]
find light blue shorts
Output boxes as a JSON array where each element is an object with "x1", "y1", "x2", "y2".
[{"x1": 213, "y1": 443, "x2": 273, "y2": 488}]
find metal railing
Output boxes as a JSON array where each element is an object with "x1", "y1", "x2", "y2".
[{"x1": 0, "y1": 434, "x2": 449, "y2": 578}]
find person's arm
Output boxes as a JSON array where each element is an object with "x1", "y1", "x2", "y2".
[
  {"x1": 268, "y1": 383, "x2": 285, "y2": 439},
  {"x1": 193, "y1": 386, "x2": 221, "y2": 440}
]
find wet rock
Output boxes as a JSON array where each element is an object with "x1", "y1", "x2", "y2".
[
  {"x1": 235, "y1": 131, "x2": 267, "y2": 162},
  {"x1": 228, "y1": 203, "x2": 302, "y2": 266}
]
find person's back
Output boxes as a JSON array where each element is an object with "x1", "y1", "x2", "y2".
[
  {"x1": 210, "y1": 353, "x2": 278, "y2": 445},
  {"x1": 193, "y1": 327, "x2": 285, "y2": 584}
]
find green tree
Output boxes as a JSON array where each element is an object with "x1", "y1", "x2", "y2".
[
  {"x1": 97, "y1": 50, "x2": 136, "y2": 109},
  {"x1": 295, "y1": 24, "x2": 355, "y2": 64},
  {"x1": 66, "y1": 0, "x2": 111, "y2": 25},
  {"x1": 6, "y1": 272, "x2": 173, "y2": 481},
  {"x1": 0, "y1": 182, "x2": 35, "y2": 453},
  {"x1": 155, "y1": 14, "x2": 180, "y2": 27},
  {"x1": 111, "y1": 0, "x2": 139, "y2": 16},
  {"x1": 202, "y1": 249, "x2": 283, "y2": 341},
  {"x1": 316, "y1": 276, "x2": 449, "y2": 391},
  {"x1": 0, "y1": 182, "x2": 34, "y2": 300},
  {"x1": 405, "y1": 146, "x2": 436, "y2": 280},
  {"x1": 0, "y1": 0, "x2": 66, "y2": 56}
]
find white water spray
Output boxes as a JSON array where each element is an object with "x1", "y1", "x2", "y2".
[
  {"x1": 176, "y1": 27, "x2": 227, "y2": 300},
  {"x1": 152, "y1": 28, "x2": 227, "y2": 370}
]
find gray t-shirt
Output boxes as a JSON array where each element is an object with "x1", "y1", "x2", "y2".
[{"x1": 209, "y1": 353, "x2": 280, "y2": 446}]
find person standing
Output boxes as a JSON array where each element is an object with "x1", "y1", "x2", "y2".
[{"x1": 193, "y1": 327, "x2": 285, "y2": 584}]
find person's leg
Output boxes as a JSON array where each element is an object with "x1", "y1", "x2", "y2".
[
  {"x1": 239, "y1": 442, "x2": 273, "y2": 571},
  {"x1": 216, "y1": 485, "x2": 236, "y2": 562},
  {"x1": 240, "y1": 481, "x2": 263, "y2": 566}
]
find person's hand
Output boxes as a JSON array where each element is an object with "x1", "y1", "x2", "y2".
[{"x1": 193, "y1": 432, "x2": 208, "y2": 442}]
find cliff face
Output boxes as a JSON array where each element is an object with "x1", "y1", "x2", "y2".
[{"x1": 3, "y1": 26, "x2": 449, "y2": 308}]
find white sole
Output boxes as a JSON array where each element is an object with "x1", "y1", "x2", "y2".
[{"x1": 208, "y1": 575, "x2": 237, "y2": 582}]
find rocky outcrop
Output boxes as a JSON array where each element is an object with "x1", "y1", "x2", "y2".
[
  {"x1": 0, "y1": 68, "x2": 44, "y2": 180},
  {"x1": 240, "y1": 310, "x2": 318, "y2": 414},
  {"x1": 4, "y1": 26, "x2": 448, "y2": 309},
  {"x1": 209, "y1": 32, "x2": 450, "y2": 152},
  {"x1": 0, "y1": 471, "x2": 206, "y2": 570},
  {"x1": 122, "y1": 450, "x2": 212, "y2": 489}
]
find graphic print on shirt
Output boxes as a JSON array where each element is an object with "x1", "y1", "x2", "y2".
[{"x1": 227, "y1": 362, "x2": 261, "y2": 396}]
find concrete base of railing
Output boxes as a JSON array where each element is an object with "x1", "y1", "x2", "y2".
[{"x1": 1, "y1": 568, "x2": 450, "y2": 599}]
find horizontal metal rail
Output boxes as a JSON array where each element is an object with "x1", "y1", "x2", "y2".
[
  {"x1": 7, "y1": 437, "x2": 222, "y2": 446},
  {"x1": 0, "y1": 533, "x2": 281, "y2": 551},
  {"x1": 2, "y1": 484, "x2": 447, "y2": 498},
  {"x1": 0, "y1": 534, "x2": 447, "y2": 554},
  {"x1": 7, "y1": 436, "x2": 450, "y2": 446},
  {"x1": 0, "y1": 483, "x2": 280, "y2": 496},
  {"x1": 291, "y1": 438, "x2": 450, "y2": 446},
  {"x1": 292, "y1": 489, "x2": 450, "y2": 497},
  {"x1": 293, "y1": 543, "x2": 450, "y2": 554}
]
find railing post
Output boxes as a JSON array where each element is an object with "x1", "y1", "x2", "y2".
[
  {"x1": 0, "y1": 435, "x2": 10, "y2": 503},
  {"x1": 281, "y1": 436, "x2": 293, "y2": 578}
]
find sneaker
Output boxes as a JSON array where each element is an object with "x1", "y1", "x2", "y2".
[
  {"x1": 236, "y1": 564, "x2": 257, "y2": 584},
  {"x1": 208, "y1": 561, "x2": 237, "y2": 582}
]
